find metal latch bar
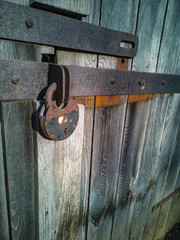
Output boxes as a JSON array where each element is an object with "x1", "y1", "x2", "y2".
[
  {"x1": 66, "y1": 65, "x2": 180, "y2": 96},
  {"x1": 0, "y1": 1, "x2": 138, "y2": 58},
  {"x1": 0, "y1": 60, "x2": 180, "y2": 101}
]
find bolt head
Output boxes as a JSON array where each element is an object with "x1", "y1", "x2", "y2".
[
  {"x1": 26, "y1": 19, "x2": 33, "y2": 28},
  {"x1": 11, "y1": 76, "x2": 20, "y2": 85}
]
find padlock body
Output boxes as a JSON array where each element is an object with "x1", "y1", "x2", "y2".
[{"x1": 45, "y1": 110, "x2": 79, "y2": 140}]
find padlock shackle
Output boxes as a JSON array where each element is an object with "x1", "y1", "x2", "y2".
[{"x1": 45, "y1": 82, "x2": 57, "y2": 108}]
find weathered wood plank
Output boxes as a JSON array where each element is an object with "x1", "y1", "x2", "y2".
[
  {"x1": 0, "y1": 1, "x2": 54, "y2": 239},
  {"x1": 1, "y1": 100, "x2": 37, "y2": 239},
  {"x1": 127, "y1": 93, "x2": 170, "y2": 240},
  {"x1": 112, "y1": 94, "x2": 152, "y2": 240},
  {"x1": 142, "y1": 94, "x2": 180, "y2": 239},
  {"x1": 87, "y1": 56, "x2": 128, "y2": 240},
  {"x1": 0, "y1": 123, "x2": 9, "y2": 240},
  {"x1": 111, "y1": 1, "x2": 169, "y2": 239},
  {"x1": 142, "y1": 0, "x2": 180, "y2": 238},
  {"x1": 0, "y1": 45, "x2": 54, "y2": 240},
  {"x1": 35, "y1": 0, "x2": 101, "y2": 239},
  {"x1": 37, "y1": 103, "x2": 86, "y2": 240},
  {"x1": 87, "y1": 1, "x2": 139, "y2": 239},
  {"x1": 165, "y1": 165, "x2": 180, "y2": 233},
  {"x1": 31, "y1": 0, "x2": 90, "y2": 16},
  {"x1": 36, "y1": 51, "x2": 97, "y2": 240},
  {"x1": 5, "y1": 0, "x2": 29, "y2": 6},
  {"x1": 154, "y1": 119, "x2": 180, "y2": 239},
  {"x1": 0, "y1": 1, "x2": 37, "y2": 238},
  {"x1": 0, "y1": 40, "x2": 36, "y2": 61}
]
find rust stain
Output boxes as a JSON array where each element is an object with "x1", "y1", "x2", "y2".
[
  {"x1": 116, "y1": 57, "x2": 128, "y2": 71},
  {"x1": 96, "y1": 95, "x2": 127, "y2": 107},
  {"x1": 76, "y1": 95, "x2": 127, "y2": 108},
  {"x1": 76, "y1": 96, "x2": 94, "y2": 108},
  {"x1": 128, "y1": 94, "x2": 153, "y2": 103}
]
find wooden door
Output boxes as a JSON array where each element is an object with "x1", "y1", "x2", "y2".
[{"x1": 0, "y1": 0, "x2": 180, "y2": 240}]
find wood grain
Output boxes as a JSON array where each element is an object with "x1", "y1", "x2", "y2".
[
  {"x1": 154, "y1": 119, "x2": 180, "y2": 239},
  {"x1": 1, "y1": 101, "x2": 38, "y2": 239},
  {"x1": 0, "y1": 1, "x2": 38, "y2": 238},
  {"x1": 36, "y1": 51, "x2": 97, "y2": 240},
  {"x1": 87, "y1": 1, "x2": 139, "y2": 239},
  {"x1": 87, "y1": 56, "x2": 127, "y2": 240},
  {"x1": 0, "y1": 123, "x2": 9, "y2": 240},
  {"x1": 36, "y1": 103, "x2": 86, "y2": 240},
  {"x1": 0, "y1": 1, "x2": 54, "y2": 239},
  {"x1": 142, "y1": 94, "x2": 180, "y2": 239},
  {"x1": 35, "y1": 0, "x2": 101, "y2": 239},
  {"x1": 142, "y1": 0, "x2": 180, "y2": 238},
  {"x1": 111, "y1": 1, "x2": 169, "y2": 239},
  {"x1": 165, "y1": 167, "x2": 180, "y2": 234}
]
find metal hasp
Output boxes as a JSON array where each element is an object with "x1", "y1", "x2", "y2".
[
  {"x1": 0, "y1": 60, "x2": 180, "y2": 101},
  {"x1": 0, "y1": 1, "x2": 138, "y2": 58}
]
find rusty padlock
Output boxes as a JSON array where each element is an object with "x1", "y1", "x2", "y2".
[{"x1": 39, "y1": 81, "x2": 79, "y2": 141}]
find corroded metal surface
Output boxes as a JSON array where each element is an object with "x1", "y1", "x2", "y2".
[
  {"x1": 0, "y1": 60, "x2": 49, "y2": 100},
  {"x1": 65, "y1": 65, "x2": 180, "y2": 96},
  {"x1": 0, "y1": 60, "x2": 180, "y2": 102},
  {"x1": 39, "y1": 82, "x2": 79, "y2": 141},
  {"x1": 0, "y1": 1, "x2": 138, "y2": 58}
]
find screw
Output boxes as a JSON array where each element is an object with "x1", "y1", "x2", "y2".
[
  {"x1": 139, "y1": 80, "x2": 145, "y2": 90},
  {"x1": 11, "y1": 76, "x2": 20, "y2": 85},
  {"x1": 111, "y1": 79, "x2": 116, "y2": 85},
  {"x1": 26, "y1": 19, "x2": 33, "y2": 28}
]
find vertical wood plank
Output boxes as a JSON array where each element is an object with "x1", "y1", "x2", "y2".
[
  {"x1": 111, "y1": 0, "x2": 168, "y2": 239},
  {"x1": 0, "y1": 1, "x2": 37, "y2": 238},
  {"x1": 1, "y1": 101, "x2": 37, "y2": 239},
  {"x1": 0, "y1": 123, "x2": 9, "y2": 240},
  {"x1": 154, "y1": 120, "x2": 180, "y2": 239},
  {"x1": 165, "y1": 167, "x2": 180, "y2": 233},
  {"x1": 127, "y1": 93, "x2": 170, "y2": 240},
  {"x1": 143, "y1": 1, "x2": 180, "y2": 238},
  {"x1": 0, "y1": 43, "x2": 54, "y2": 240},
  {"x1": 87, "y1": 1, "x2": 139, "y2": 240},
  {"x1": 0, "y1": 1, "x2": 54, "y2": 239},
  {"x1": 142, "y1": 94, "x2": 180, "y2": 239},
  {"x1": 37, "y1": 103, "x2": 86, "y2": 240},
  {"x1": 35, "y1": 1, "x2": 101, "y2": 239},
  {"x1": 37, "y1": 51, "x2": 97, "y2": 240},
  {"x1": 87, "y1": 56, "x2": 128, "y2": 240}
]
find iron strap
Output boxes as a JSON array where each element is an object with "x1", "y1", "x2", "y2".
[
  {"x1": 0, "y1": 1, "x2": 138, "y2": 58},
  {"x1": 0, "y1": 60, "x2": 180, "y2": 101}
]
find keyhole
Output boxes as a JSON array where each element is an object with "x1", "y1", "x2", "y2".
[{"x1": 64, "y1": 128, "x2": 67, "y2": 136}]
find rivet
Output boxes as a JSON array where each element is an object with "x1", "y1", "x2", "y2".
[
  {"x1": 11, "y1": 76, "x2": 20, "y2": 85},
  {"x1": 26, "y1": 18, "x2": 33, "y2": 28},
  {"x1": 111, "y1": 79, "x2": 116, "y2": 85}
]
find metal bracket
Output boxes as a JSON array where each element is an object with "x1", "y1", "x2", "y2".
[
  {"x1": 0, "y1": 60, "x2": 180, "y2": 102},
  {"x1": 0, "y1": 1, "x2": 138, "y2": 58}
]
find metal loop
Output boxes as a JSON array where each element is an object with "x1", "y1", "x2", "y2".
[{"x1": 45, "y1": 82, "x2": 57, "y2": 108}]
